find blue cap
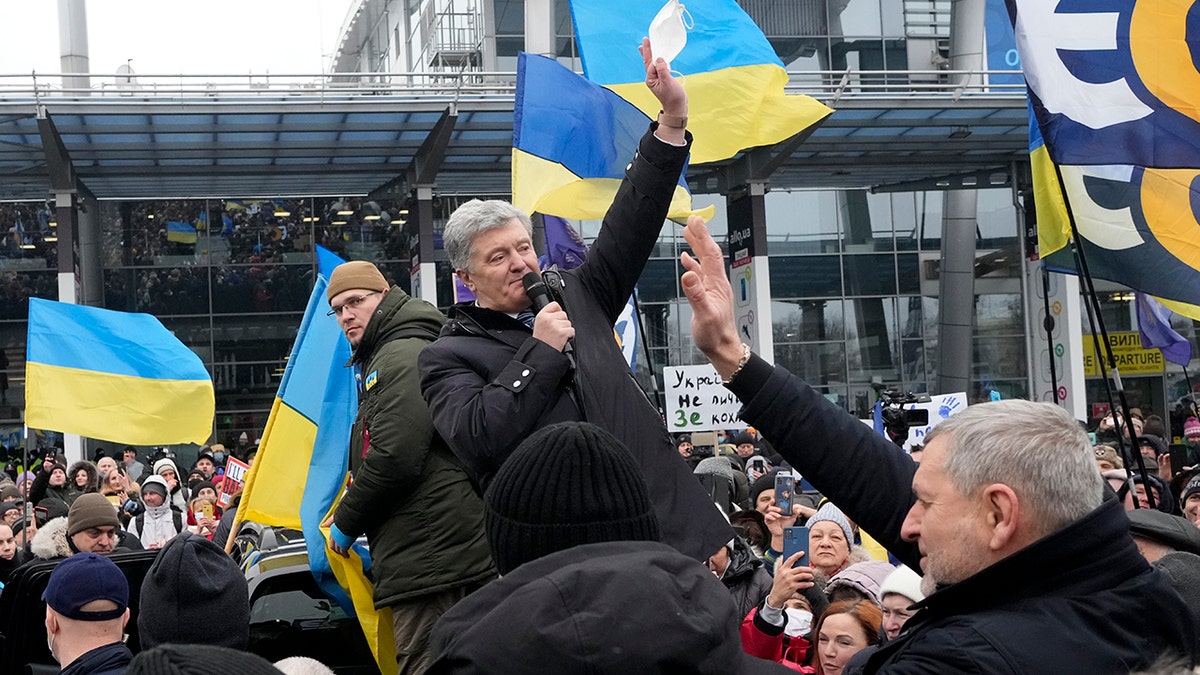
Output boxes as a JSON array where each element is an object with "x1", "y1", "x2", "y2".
[{"x1": 41, "y1": 553, "x2": 128, "y2": 621}]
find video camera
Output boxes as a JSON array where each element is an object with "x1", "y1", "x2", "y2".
[{"x1": 874, "y1": 384, "x2": 931, "y2": 446}]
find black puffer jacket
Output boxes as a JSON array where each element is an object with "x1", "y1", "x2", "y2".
[
  {"x1": 428, "y1": 541, "x2": 790, "y2": 674},
  {"x1": 729, "y1": 356, "x2": 1196, "y2": 673},
  {"x1": 333, "y1": 287, "x2": 495, "y2": 607},
  {"x1": 721, "y1": 535, "x2": 773, "y2": 619}
]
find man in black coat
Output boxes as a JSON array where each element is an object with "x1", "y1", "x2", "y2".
[
  {"x1": 418, "y1": 39, "x2": 730, "y2": 563},
  {"x1": 677, "y1": 216, "x2": 1196, "y2": 673}
]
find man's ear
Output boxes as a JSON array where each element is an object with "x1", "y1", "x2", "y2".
[
  {"x1": 456, "y1": 269, "x2": 475, "y2": 292},
  {"x1": 981, "y1": 483, "x2": 1020, "y2": 552}
]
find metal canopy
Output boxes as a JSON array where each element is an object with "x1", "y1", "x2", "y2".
[{"x1": 0, "y1": 79, "x2": 1029, "y2": 202}]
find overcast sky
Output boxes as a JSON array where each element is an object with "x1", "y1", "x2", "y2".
[{"x1": 0, "y1": 0, "x2": 357, "y2": 77}]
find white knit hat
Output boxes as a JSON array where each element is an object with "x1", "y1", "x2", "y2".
[{"x1": 878, "y1": 564, "x2": 925, "y2": 604}]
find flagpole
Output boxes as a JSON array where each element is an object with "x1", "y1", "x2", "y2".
[
  {"x1": 1041, "y1": 266, "x2": 1060, "y2": 405},
  {"x1": 1053, "y1": 162, "x2": 1155, "y2": 509},
  {"x1": 630, "y1": 292, "x2": 663, "y2": 417}
]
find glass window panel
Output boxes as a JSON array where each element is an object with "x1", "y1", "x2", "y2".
[
  {"x1": 845, "y1": 297, "x2": 899, "y2": 382},
  {"x1": 897, "y1": 254, "x2": 920, "y2": 294},
  {"x1": 977, "y1": 188, "x2": 1018, "y2": 245},
  {"x1": 773, "y1": 299, "x2": 845, "y2": 342},
  {"x1": 770, "y1": 256, "x2": 842, "y2": 298},
  {"x1": 208, "y1": 313, "x2": 305, "y2": 411},
  {"x1": 918, "y1": 192, "x2": 944, "y2": 251},
  {"x1": 637, "y1": 259, "x2": 682, "y2": 303},
  {"x1": 0, "y1": 270, "x2": 57, "y2": 320},
  {"x1": 898, "y1": 296, "x2": 924, "y2": 339},
  {"x1": 125, "y1": 267, "x2": 212, "y2": 316},
  {"x1": 976, "y1": 294, "x2": 1024, "y2": 336},
  {"x1": 973, "y1": 337, "x2": 1027, "y2": 379},
  {"x1": 1, "y1": 202, "x2": 58, "y2": 271},
  {"x1": 844, "y1": 254, "x2": 897, "y2": 296},
  {"x1": 212, "y1": 264, "x2": 311, "y2": 315},
  {"x1": 891, "y1": 193, "x2": 920, "y2": 251},
  {"x1": 900, "y1": 338, "x2": 926, "y2": 385},
  {"x1": 774, "y1": 342, "x2": 848, "y2": 388},
  {"x1": 835, "y1": 0, "x2": 883, "y2": 36},
  {"x1": 880, "y1": 0, "x2": 906, "y2": 37},
  {"x1": 766, "y1": 191, "x2": 841, "y2": 254}
]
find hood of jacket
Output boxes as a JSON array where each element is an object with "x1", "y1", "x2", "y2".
[
  {"x1": 723, "y1": 534, "x2": 765, "y2": 584},
  {"x1": 30, "y1": 516, "x2": 72, "y2": 560},
  {"x1": 67, "y1": 461, "x2": 99, "y2": 493},
  {"x1": 352, "y1": 286, "x2": 444, "y2": 366},
  {"x1": 430, "y1": 540, "x2": 788, "y2": 674}
]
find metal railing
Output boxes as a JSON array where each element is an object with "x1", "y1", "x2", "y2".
[{"x1": 0, "y1": 68, "x2": 1027, "y2": 105}]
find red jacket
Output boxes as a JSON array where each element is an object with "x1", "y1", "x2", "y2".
[{"x1": 740, "y1": 607, "x2": 814, "y2": 673}]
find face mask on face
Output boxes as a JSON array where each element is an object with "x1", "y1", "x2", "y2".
[
  {"x1": 648, "y1": 0, "x2": 692, "y2": 68},
  {"x1": 783, "y1": 608, "x2": 813, "y2": 638}
]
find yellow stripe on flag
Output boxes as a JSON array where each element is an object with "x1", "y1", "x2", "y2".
[
  {"x1": 25, "y1": 361, "x2": 214, "y2": 445},
  {"x1": 608, "y1": 64, "x2": 833, "y2": 165},
  {"x1": 237, "y1": 398, "x2": 314, "y2": 529},
  {"x1": 512, "y1": 149, "x2": 715, "y2": 223}
]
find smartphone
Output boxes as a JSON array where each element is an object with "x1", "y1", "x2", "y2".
[
  {"x1": 198, "y1": 501, "x2": 214, "y2": 520},
  {"x1": 782, "y1": 526, "x2": 810, "y2": 568},
  {"x1": 775, "y1": 472, "x2": 795, "y2": 515},
  {"x1": 1169, "y1": 444, "x2": 1190, "y2": 476}
]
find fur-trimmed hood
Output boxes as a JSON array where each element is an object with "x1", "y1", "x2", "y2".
[
  {"x1": 67, "y1": 460, "x2": 100, "y2": 494},
  {"x1": 30, "y1": 516, "x2": 72, "y2": 560}
]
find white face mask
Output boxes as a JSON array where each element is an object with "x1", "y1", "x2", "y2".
[
  {"x1": 784, "y1": 608, "x2": 813, "y2": 637},
  {"x1": 648, "y1": 0, "x2": 692, "y2": 68}
]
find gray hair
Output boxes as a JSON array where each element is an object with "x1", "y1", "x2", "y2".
[
  {"x1": 443, "y1": 199, "x2": 533, "y2": 272},
  {"x1": 925, "y1": 399, "x2": 1103, "y2": 539}
]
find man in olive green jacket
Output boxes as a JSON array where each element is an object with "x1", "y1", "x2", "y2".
[{"x1": 325, "y1": 261, "x2": 495, "y2": 675}]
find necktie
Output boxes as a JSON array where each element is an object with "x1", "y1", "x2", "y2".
[{"x1": 517, "y1": 309, "x2": 536, "y2": 330}]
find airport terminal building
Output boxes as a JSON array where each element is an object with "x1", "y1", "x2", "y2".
[{"x1": 0, "y1": 0, "x2": 1192, "y2": 451}]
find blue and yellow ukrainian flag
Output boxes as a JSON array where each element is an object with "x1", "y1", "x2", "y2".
[
  {"x1": 25, "y1": 299, "x2": 214, "y2": 445},
  {"x1": 513, "y1": 52, "x2": 713, "y2": 222},
  {"x1": 569, "y1": 0, "x2": 831, "y2": 164},
  {"x1": 235, "y1": 246, "x2": 397, "y2": 673},
  {"x1": 165, "y1": 220, "x2": 197, "y2": 244},
  {"x1": 1012, "y1": 0, "x2": 1200, "y2": 314}
]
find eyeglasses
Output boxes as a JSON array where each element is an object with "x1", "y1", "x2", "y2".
[{"x1": 327, "y1": 291, "x2": 380, "y2": 317}]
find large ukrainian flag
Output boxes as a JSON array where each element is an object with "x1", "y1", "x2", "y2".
[
  {"x1": 513, "y1": 52, "x2": 713, "y2": 221},
  {"x1": 569, "y1": 0, "x2": 831, "y2": 164},
  {"x1": 1012, "y1": 0, "x2": 1200, "y2": 318},
  {"x1": 25, "y1": 299, "x2": 214, "y2": 445},
  {"x1": 234, "y1": 246, "x2": 397, "y2": 674}
]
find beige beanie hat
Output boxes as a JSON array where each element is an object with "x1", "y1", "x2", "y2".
[{"x1": 327, "y1": 261, "x2": 388, "y2": 301}]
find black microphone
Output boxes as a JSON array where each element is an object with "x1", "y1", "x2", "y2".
[
  {"x1": 522, "y1": 271, "x2": 574, "y2": 358},
  {"x1": 523, "y1": 272, "x2": 553, "y2": 313}
]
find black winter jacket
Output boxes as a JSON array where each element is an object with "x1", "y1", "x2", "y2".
[
  {"x1": 722, "y1": 535, "x2": 773, "y2": 619},
  {"x1": 333, "y1": 287, "x2": 495, "y2": 607},
  {"x1": 428, "y1": 541, "x2": 790, "y2": 674},
  {"x1": 419, "y1": 126, "x2": 731, "y2": 562},
  {"x1": 728, "y1": 355, "x2": 1195, "y2": 673}
]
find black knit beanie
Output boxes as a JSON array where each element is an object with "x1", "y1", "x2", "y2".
[
  {"x1": 138, "y1": 532, "x2": 250, "y2": 649},
  {"x1": 485, "y1": 422, "x2": 660, "y2": 575},
  {"x1": 127, "y1": 644, "x2": 281, "y2": 675}
]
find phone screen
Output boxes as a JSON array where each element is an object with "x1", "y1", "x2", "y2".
[
  {"x1": 782, "y1": 526, "x2": 810, "y2": 567},
  {"x1": 775, "y1": 473, "x2": 795, "y2": 514}
]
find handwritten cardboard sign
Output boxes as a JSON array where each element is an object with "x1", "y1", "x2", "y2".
[
  {"x1": 216, "y1": 456, "x2": 250, "y2": 508},
  {"x1": 664, "y1": 364, "x2": 747, "y2": 432}
]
